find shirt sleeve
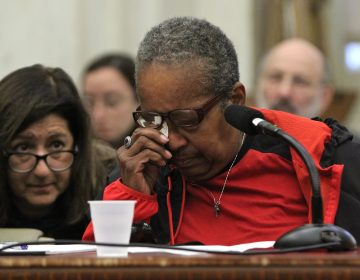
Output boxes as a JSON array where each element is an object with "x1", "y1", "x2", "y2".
[{"x1": 82, "y1": 179, "x2": 158, "y2": 241}]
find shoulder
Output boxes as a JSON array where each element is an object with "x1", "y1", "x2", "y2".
[
  {"x1": 92, "y1": 139, "x2": 118, "y2": 172},
  {"x1": 91, "y1": 140, "x2": 119, "y2": 198}
]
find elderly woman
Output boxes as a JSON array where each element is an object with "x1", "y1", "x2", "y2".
[
  {"x1": 0, "y1": 64, "x2": 108, "y2": 239},
  {"x1": 83, "y1": 17, "x2": 360, "y2": 246}
]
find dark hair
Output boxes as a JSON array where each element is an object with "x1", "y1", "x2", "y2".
[
  {"x1": 136, "y1": 17, "x2": 239, "y2": 100},
  {"x1": 84, "y1": 53, "x2": 136, "y2": 91},
  {"x1": 0, "y1": 64, "x2": 93, "y2": 225}
]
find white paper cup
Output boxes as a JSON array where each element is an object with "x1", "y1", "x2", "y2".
[{"x1": 88, "y1": 200, "x2": 136, "y2": 257}]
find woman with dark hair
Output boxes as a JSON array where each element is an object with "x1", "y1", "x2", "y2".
[
  {"x1": 0, "y1": 64, "x2": 106, "y2": 239},
  {"x1": 83, "y1": 53, "x2": 139, "y2": 148}
]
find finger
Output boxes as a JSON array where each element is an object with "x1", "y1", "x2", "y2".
[
  {"x1": 132, "y1": 127, "x2": 169, "y2": 146},
  {"x1": 128, "y1": 135, "x2": 172, "y2": 160},
  {"x1": 120, "y1": 149, "x2": 167, "y2": 193},
  {"x1": 118, "y1": 147, "x2": 163, "y2": 172},
  {"x1": 123, "y1": 127, "x2": 170, "y2": 158},
  {"x1": 120, "y1": 148, "x2": 168, "y2": 172}
]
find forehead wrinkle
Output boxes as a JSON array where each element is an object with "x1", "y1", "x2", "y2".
[{"x1": 138, "y1": 64, "x2": 208, "y2": 112}]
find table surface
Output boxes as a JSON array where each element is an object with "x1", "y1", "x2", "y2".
[{"x1": 1, "y1": 248, "x2": 360, "y2": 280}]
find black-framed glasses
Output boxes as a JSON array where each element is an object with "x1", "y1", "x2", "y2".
[
  {"x1": 3, "y1": 147, "x2": 78, "y2": 173},
  {"x1": 132, "y1": 92, "x2": 227, "y2": 128}
]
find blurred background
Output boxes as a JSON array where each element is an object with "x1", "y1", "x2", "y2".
[{"x1": 1, "y1": 0, "x2": 360, "y2": 133}]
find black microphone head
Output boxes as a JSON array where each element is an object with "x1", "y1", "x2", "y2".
[{"x1": 224, "y1": 105, "x2": 264, "y2": 135}]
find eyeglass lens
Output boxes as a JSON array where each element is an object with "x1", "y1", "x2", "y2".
[
  {"x1": 169, "y1": 110, "x2": 200, "y2": 126},
  {"x1": 136, "y1": 112, "x2": 163, "y2": 128},
  {"x1": 133, "y1": 92, "x2": 225, "y2": 128},
  {"x1": 134, "y1": 110, "x2": 200, "y2": 128},
  {"x1": 8, "y1": 151, "x2": 75, "y2": 173}
]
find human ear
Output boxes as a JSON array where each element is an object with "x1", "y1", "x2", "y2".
[
  {"x1": 321, "y1": 86, "x2": 334, "y2": 115},
  {"x1": 229, "y1": 82, "x2": 246, "y2": 105}
]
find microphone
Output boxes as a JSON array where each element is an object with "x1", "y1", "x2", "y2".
[{"x1": 224, "y1": 105, "x2": 356, "y2": 251}]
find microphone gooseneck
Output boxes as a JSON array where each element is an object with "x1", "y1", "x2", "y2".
[{"x1": 224, "y1": 105, "x2": 356, "y2": 251}]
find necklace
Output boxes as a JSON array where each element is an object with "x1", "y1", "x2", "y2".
[{"x1": 209, "y1": 132, "x2": 246, "y2": 218}]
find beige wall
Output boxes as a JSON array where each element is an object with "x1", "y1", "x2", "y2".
[
  {"x1": 327, "y1": 0, "x2": 360, "y2": 133},
  {"x1": 0, "y1": 0, "x2": 359, "y2": 132},
  {"x1": 0, "y1": 0, "x2": 254, "y2": 89}
]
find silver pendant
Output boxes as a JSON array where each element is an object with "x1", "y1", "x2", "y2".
[{"x1": 214, "y1": 202, "x2": 221, "y2": 217}]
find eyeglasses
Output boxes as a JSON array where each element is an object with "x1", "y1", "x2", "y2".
[
  {"x1": 132, "y1": 92, "x2": 226, "y2": 128},
  {"x1": 3, "y1": 148, "x2": 78, "y2": 173}
]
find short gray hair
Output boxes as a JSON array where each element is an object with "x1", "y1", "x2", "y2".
[{"x1": 136, "y1": 17, "x2": 239, "y2": 97}]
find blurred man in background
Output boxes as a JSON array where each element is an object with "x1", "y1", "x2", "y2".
[{"x1": 254, "y1": 38, "x2": 334, "y2": 118}]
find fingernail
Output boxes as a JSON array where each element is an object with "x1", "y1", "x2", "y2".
[
  {"x1": 160, "y1": 134, "x2": 169, "y2": 143},
  {"x1": 165, "y1": 150, "x2": 172, "y2": 159}
]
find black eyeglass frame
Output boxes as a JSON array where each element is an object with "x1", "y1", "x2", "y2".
[
  {"x1": 132, "y1": 92, "x2": 227, "y2": 128},
  {"x1": 3, "y1": 146, "x2": 78, "y2": 174}
]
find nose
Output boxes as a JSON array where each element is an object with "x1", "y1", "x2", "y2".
[
  {"x1": 277, "y1": 78, "x2": 293, "y2": 99},
  {"x1": 32, "y1": 157, "x2": 52, "y2": 178},
  {"x1": 167, "y1": 123, "x2": 188, "y2": 152},
  {"x1": 92, "y1": 102, "x2": 106, "y2": 123}
]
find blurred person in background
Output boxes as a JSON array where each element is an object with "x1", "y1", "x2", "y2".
[
  {"x1": 0, "y1": 64, "x2": 109, "y2": 239},
  {"x1": 82, "y1": 53, "x2": 139, "y2": 149},
  {"x1": 254, "y1": 38, "x2": 334, "y2": 119}
]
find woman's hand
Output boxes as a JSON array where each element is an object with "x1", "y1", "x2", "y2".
[{"x1": 117, "y1": 127, "x2": 172, "y2": 195}]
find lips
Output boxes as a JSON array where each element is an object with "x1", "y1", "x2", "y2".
[
  {"x1": 173, "y1": 157, "x2": 197, "y2": 169},
  {"x1": 28, "y1": 183, "x2": 54, "y2": 193},
  {"x1": 94, "y1": 124, "x2": 112, "y2": 134}
]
